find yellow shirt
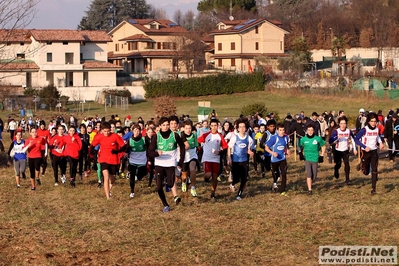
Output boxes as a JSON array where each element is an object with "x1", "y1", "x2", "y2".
[{"x1": 255, "y1": 132, "x2": 265, "y2": 152}]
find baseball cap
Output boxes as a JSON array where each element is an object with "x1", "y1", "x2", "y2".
[{"x1": 359, "y1": 108, "x2": 365, "y2": 113}]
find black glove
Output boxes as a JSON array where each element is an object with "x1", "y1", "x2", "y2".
[
  {"x1": 318, "y1": 155, "x2": 324, "y2": 163},
  {"x1": 111, "y1": 149, "x2": 118, "y2": 154}
]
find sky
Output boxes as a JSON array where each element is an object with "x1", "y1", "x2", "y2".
[{"x1": 27, "y1": 0, "x2": 199, "y2": 29}]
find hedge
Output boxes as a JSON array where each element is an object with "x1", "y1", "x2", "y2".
[{"x1": 144, "y1": 72, "x2": 265, "y2": 98}]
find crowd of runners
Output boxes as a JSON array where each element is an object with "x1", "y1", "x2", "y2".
[{"x1": 2, "y1": 107, "x2": 397, "y2": 212}]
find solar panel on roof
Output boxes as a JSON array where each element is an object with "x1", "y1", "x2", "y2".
[
  {"x1": 128, "y1": 19, "x2": 137, "y2": 24},
  {"x1": 244, "y1": 19, "x2": 257, "y2": 24},
  {"x1": 168, "y1": 23, "x2": 178, "y2": 27},
  {"x1": 233, "y1": 25, "x2": 245, "y2": 29}
]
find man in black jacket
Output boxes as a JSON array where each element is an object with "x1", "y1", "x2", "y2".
[{"x1": 384, "y1": 112, "x2": 399, "y2": 162}]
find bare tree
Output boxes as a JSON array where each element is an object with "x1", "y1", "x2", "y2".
[
  {"x1": 173, "y1": 10, "x2": 183, "y2": 25},
  {"x1": 148, "y1": 6, "x2": 169, "y2": 20}
]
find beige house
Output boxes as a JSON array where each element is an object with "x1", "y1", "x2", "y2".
[
  {"x1": 107, "y1": 19, "x2": 188, "y2": 73},
  {"x1": 210, "y1": 19, "x2": 289, "y2": 72},
  {"x1": 0, "y1": 29, "x2": 121, "y2": 88}
]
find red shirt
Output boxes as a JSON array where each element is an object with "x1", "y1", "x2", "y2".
[
  {"x1": 49, "y1": 135, "x2": 66, "y2": 157},
  {"x1": 37, "y1": 128, "x2": 51, "y2": 150},
  {"x1": 63, "y1": 133, "x2": 82, "y2": 159},
  {"x1": 91, "y1": 133, "x2": 125, "y2": 165},
  {"x1": 24, "y1": 136, "x2": 46, "y2": 158}
]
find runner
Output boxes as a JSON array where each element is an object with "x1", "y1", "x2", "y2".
[
  {"x1": 63, "y1": 126, "x2": 82, "y2": 187},
  {"x1": 299, "y1": 124, "x2": 326, "y2": 195},
  {"x1": 146, "y1": 126, "x2": 156, "y2": 187},
  {"x1": 91, "y1": 122, "x2": 126, "y2": 199},
  {"x1": 181, "y1": 120, "x2": 199, "y2": 197},
  {"x1": 259, "y1": 119, "x2": 277, "y2": 178},
  {"x1": 48, "y1": 125, "x2": 67, "y2": 186},
  {"x1": 37, "y1": 120, "x2": 51, "y2": 179},
  {"x1": 328, "y1": 116, "x2": 357, "y2": 185},
  {"x1": 78, "y1": 124, "x2": 90, "y2": 179},
  {"x1": 127, "y1": 124, "x2": 149, "y2": 199},
  {"x1": 198, "y1": 118, "x2": 228, "y2": 200},
  {"x1": 8, "y1": 131, "x2": 27, "y2": 188},
  {"x1": 264, "y1": 123, "x2": 290, "y2": 195},
  {"x1": 254, "y1": 123, "x2": 266, "y2": 177},
  {"x1": 383, "y1": 112, "x2": 399, "y2": 163},
  {"x1": 354, "y1": 112, "x2": 384, "y2": 195},
  {"x1": 147, "y1": 117, "x2": 185, "y2": 212},
  {"x1": 227, "y1": 118, "x2": 254, "y2": 200},
  {"x1": 24, "y1": 127, "x2": 46, "y2": 190}
]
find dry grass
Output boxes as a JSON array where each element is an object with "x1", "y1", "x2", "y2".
[
  {"x1": 1, "y1": 150, "x2": 398, "y2": 265},
  {"x1": 1, "y1": 90, "x2": 399, "y2": 265}
]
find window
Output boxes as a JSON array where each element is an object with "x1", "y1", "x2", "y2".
[
  {"x1": 128, "y1": 42, "x2": 137, "y2": 50},
  {"x1": 218, "y1": 43, "x2": 222, "y2": 51},
  {"x1": 220, "y1": 25, "x2": 225, "y2": 30},
  {"x1": 17, "y1": 53, "x2": 25, "y2": 59},
  {"x1": 172, "y1": 42, "x2": 177, "y2": 50},
  {"x1": 46, "y1": 41, "x2": 52, "y2": 45},
  {"x1": 231, "y1": 42, "x2": 235, "y2": 50},
  {"x1": 20, "y1": 42, "x2": 24, "y2": 46},
  {"x1": 146, "y1": 42, "x2": 154, "y2": 49},
  {"x1": 150, "y1": 24, "x2": 157, "y2": 29},
  {"x1": 255, "y1": 26, "x2": 258, "y2": 34},
  {"x1": 163, "y1": 42, "x2": 170, "y2": 49},
  {"x1": 157, "y1": 42, "x2": 161, "y2": 49},
  {"x1": 231, "y1": 58, "x2": 236, "y2": 67},
  {"x1": 255, "y1": 42, "x2": 259, "y2": 50},
  {"x1": 47, "y1": 53, "x2": 52, "y2": 62},
  {"x1": 115, "y1": 43, "x2": 119, "y2": 51},
  {"x1": 280, "y1": 41, "x2": 283, "y2": 50},
  {"x1": 63, "y1": 41, "x2": 68, "y2": 45},
  {"x1": 6, "y1": 42, "x2": 11, "y2": 46},
  {"x1": 218, "y1": 59, "x2": 222, "y2": 67}
]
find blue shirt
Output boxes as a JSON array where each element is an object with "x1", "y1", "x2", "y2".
[{"x1": 266, "y1": 134, "x2": 289, "y2": 163}]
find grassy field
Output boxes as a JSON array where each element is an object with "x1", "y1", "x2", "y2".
[{"x1": 1, "y1": 89, "x2": 399, "y2": 265}]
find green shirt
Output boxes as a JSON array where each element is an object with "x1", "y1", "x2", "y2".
[{"x1": 299, "y1": 135, "x2": 325, "y2": 163}]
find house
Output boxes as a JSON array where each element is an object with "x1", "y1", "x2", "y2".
[
  {"x1": 210, "y1": 18, "x2": 289, "y2": 72},
  {"x1": 0, "y1": 29, "x2": 121, "y2": 88},
  {"x1": 107, "y1": 19, "x2": 189, "y2": 74}
]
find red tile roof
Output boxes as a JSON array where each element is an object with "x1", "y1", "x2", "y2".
[
  {"x1": 82, "y1": 60, "x2": 122, "y2": 69},
  {"x1": 0, "y1": 29, "x2": 31, "y2": 43},
  {"x1": 80, "y1": 30, "x2": 112, "y2": 42},
  {"x1": 119, "y1": 34, "x2": 155, "y2": 42},
  {"x1": 211, "y1": 19, "x2": 288, "y2": 35},
  {"x1": 108, "y1": 50, "x2": 184, "y2": 59},
  {"x1": 0, "y1": 60, "x2": 39, "y2": 71},
  {"x1": 29, "y1": 30, "x2": 86, "y2": 41},
  {"x1": 201, "y1": 34, "x2": 214, "y2": 43},
  {"x1": 124, "y1": 19, "x2": 188, "y2": 35}
]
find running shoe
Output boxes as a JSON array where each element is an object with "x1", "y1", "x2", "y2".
[
  {"x1": 280, "y1": 192, "x2": 287, "y2": 196},
  {"x1": 217, "y1": 174, "x2": 224, "y2": 182},
  {"x1": 277, "y1": 177, "x2": 281, "y2": 183},
  {"x1": 36, "y1": 178, "x2": 41, "y2": 185},
  {"x1": 61, "y1": 175, "x2": 66, "y2": 184},
  {"x1": 31, "y1": 186, "x2": 36, "y2": 191},
  {"x1": 17, "y1": 184, "x2": 21, "y2": 188},
  {"x1": 174, "y1": 196, "x2": 181, "y2": 205},
  {"x1": 272, "y1": 183, "x2": 278, "y2": 193},
  {"x1": 308, "y1": 190, "x2": 313, "y2": 196},
  {"x1": 22, "y1": 173, "x2": 26, "y2": 179},
  {"x1": 210, "y1": 193, "x2": 217, "y2": 200},
  {"x1": 345, "y1": 180, "x2": 352, "y2": 186},
  {"x1": 79, "y1": 175, "x2": 83, "y2": 181},
  {"x1": 129, "y1": 193, "x2": 135, "y2": 199},
  {"x1": 229, "y1": 184, "x2": 235, "y2": 192},
  {"x1": 181, "y1": 182, "x2": 187, "y2": 192},
  {"x1": 163, "y1": 206, "x2": 170, "y2": 213},
  {"x1": 190, "y1": 188, "x2": 198, "y2": 197},
  {"x1": 126, "y1": 172, "x2": 130, "y2": 179},
  {"x1": 97, "y1": 182, "x2": 102, "y2": 188},
  {"x1": 54, "y1": 183, "x2": 59, "y2": 186},
  {"x1": 261, "y1": 172, "x2": 265, "y2": 178},
  {"x1": 236, "y1": 196, "x2": 242, "y2": 201},
  {"x1": 120, "y1": 172, "x2": 125, "y2": 178},
  {"x1": 70, "y1": 179, "x2": 75, "y2": 187},
  {"x1": 371, "y1": 189, "x2": 376, "y2": 195},
  {"x1": 84, "y1": 171, "x2": 88, "y2": 178}
]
